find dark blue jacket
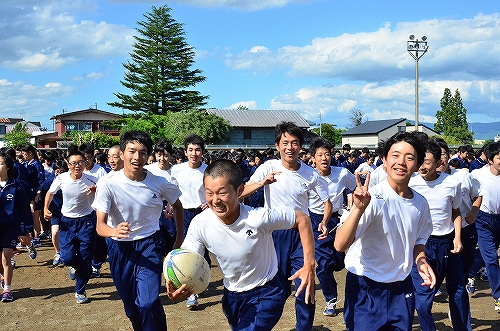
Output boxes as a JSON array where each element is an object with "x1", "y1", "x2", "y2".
[
  {"x1": 24, "y1": 159, "x2": 45, "y2": 192},
  {"x1": 0, "y1": 177, "x2": 33, "y2": 230},
  {"x1": 469, "y1": 157, "x2": 487, "y2": 172}
]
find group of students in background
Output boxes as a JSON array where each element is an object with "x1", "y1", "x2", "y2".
[{"x1": 1, "y1": 124, "x2": 500, "y2": 331}]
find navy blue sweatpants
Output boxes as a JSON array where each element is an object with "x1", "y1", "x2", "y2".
[
  {"x1": 273, "y1": 228, "x2": 315, "y2": 331},
  {"x1": 106, "y1": 232, "x2": 166, "y2": 331},
  {"x1": 475, "y1": 210, "x2": 500, "y2": 300},
  {"x1": 58, "y1": 213, "x2": 96, "y2": 295}
]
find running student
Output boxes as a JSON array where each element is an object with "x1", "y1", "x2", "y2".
[
  {"x1": 242, "y1": 121, "x2": 330, "y2": 331},
  {"x1": 93, "y1": 131, "x2": 184, "y2": 331},
  {"x1": 44, "y1": 150, "x2": 98, "y2": 304},
  {"x1": 0, "y1": 152, "x2": 34, "y2": 302},
  {"x1": 335, "y1": 131, "x2": 435, "y2": 331},
  {"x1": 169, "y1": 159, "x2": 315, "y2": 330},
  {"x1": 308, "y1": 137, "x2": 356, "y2": 316}
]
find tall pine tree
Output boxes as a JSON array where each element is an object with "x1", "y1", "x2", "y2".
[
  {"x1": 434, "y1": 88, "x2": 473, "y2": 144},
  {"x1": 108, "y1": 5, "x2": 208, "y2": 114}
]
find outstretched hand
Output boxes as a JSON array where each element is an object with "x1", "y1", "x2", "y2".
[
  {"x1": 166, "y1": 281, "x2": 193, "y2": 302},
  {"x1": 288, "y1": 267, "x2": 315, "y2": 304},
  {"x1": 352, "y1": 173, "x2": 371, "y2": 210}
]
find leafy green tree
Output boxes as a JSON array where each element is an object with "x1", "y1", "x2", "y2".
[
  {"x1": 311, "y1": 124, "x2": 344, "y2": 145},
  {"x1": 434, "y1": 88, "x2": 473, "y2": 144},
  {"x1": 64, "y1": 131, "x2": 120, "y2": 148},
  {"x1": 104, "y1": 110, "x2": 231, "y2": 145},
  {"x1": 3, "y1": 122, "x2": 32, "y2": 148},
  {"x1": 108, "y1": 5, "x2": 208, "y2": 114}
]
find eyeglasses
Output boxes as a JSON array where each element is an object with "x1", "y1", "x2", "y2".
[{"x1": 68, "y1": 160, "x2": 86, "y2": 167}]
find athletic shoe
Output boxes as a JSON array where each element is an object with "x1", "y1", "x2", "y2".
[
  {"x1": 466, "y1": 278, "x2": 475, "y2": 294},
  {"x1": 32, "y1": 238, "x2": 42, "y2": 248},
  {"x1": 75, "y1": 292, "x2": 88, "y2": 304},
  {"x1": 91, "y1": 266, "x2": 100, "y2": 278},
  {"x1": 28, "y1": 243, "x2": 37, "y2": 260},
  {"x1": 495, "y1": 298, "x2": 500, "y2": 311},
  {"x1": 39, "y1": 231, "x2": 49, "y2": 239},
  {"x1": 186, "y1": 294, "x2": 199, "y2": 309},
  {"x1": 323, "y1": 298, "x2": 339, "y2": 316},
  {"x1": 15, "y1": 242, "x2": 24, "y2": 251},
  {"x1": 1, "y1": 290, "x2": 13, "y2": 302},
  {"x1": 68, "y1": 267, "x2": 77, "y2": 281},
  {"x1": 10, "y1": 257, "x2": 16, "y2": 269},
  {"x1": 0, "y1": 275, "x2": 4, "y2": 290},
  {"x1": 434, "y1": 290, "x2": 442, "y2": 297},
  {"x1": 52, "y1": 253, "x2": 61, "y2": 266}
]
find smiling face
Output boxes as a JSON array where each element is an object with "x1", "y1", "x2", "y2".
[
  {"x1": 275, "y1": 132, "x2": 301, "y2": 169},
  {"x1": 204, "y1": 175, "x2": 243, "y2": 225},
  {"x1": 67, "y1": 154, "x2": 85, "y2": 179},
  {"x1": 418, "y1": 151, "x2": 441, "y2": 181},
  {"x1": 107, "y1": 147, "x2": 123, "y2": 172},
  {"x1": 121, "y1": 141, "x2": 148, "y2": 179},
  {"x1": 313, "y1": 147, "x2": 331, "y2": 175},
  {"x1": 155, "y1": 151, "x2": 171, "y2": 170},
  {"x1": 184, "y1": 143, "x2": 203, "y2": 168},
  {"x1": 383, "y1": 141, "x2": 419, "y2": 187}
]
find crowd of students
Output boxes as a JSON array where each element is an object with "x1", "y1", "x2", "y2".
[{"x1": 1, "y1": 125, "x2": 499, "y2": 331}]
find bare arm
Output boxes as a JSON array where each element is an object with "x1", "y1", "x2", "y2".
[
  {"x1": 240, "y1": 171, "x2": 281, "y2": 199},
  {"x1": 171, "y1": 199, "x2": 184, "y2": 249},
  {"x1": 451, "y1": 208, "x2": 462, "y2": 254},
  {"x1": 317, "y1": 200, "x2": 333, "y2": 240},
  {"x1": 96, "y1": 210, "x2": 131, "y2": 239},
  {"x1": 289, "y1": 210, "x2": 316, "y2": 304},
  {"x1": 414, "y1": 244, "x2": 435, "y2": 288},
  {"x1": 465, "y1": 196, "x2": 482, "y2": 224},
  {"x1": 43, "y1": 192, "x2": 54, "y2": 220},
  {"x1": 334, "y1": 173, "x2": 371, "y2": 252}
]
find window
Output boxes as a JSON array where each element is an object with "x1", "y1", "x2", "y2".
[
  {"x1": 66, "y1": 121, "x2": 92, "y2": 132},
  {"x1": 243, "y1": 129, "x2": 251, "y2": 140},
  {"x1": 0, "y1": 125, "x2": 5, "y2": 134}
]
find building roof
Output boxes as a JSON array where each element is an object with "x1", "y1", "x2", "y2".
[
  {"x1": 206, "y1": 109, "x2": 310, "y2": 128},
  {"x1": 0, "y1": 118, "x2": 41, "y2": 126},
  {"x1": 342, "y1": 118, "x2": 407, "y2": 136},
  {"x1": 50, "y1": 108, "x2": 121, "y2": 120}
]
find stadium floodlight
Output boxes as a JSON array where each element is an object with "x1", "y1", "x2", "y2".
[{"x1": 407, "y1": 35, "x2": 429, "y2": 132}]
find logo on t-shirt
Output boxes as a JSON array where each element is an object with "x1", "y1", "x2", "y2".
[
  {"x1": 152, "y1": 193, "x2": 158, "y2": 199},
  {"x1": 246, "y1": 229, "x2": 253, "y2": 237}
]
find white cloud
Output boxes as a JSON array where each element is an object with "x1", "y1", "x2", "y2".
[
  {"x1": 226, "y1": 14, "x2": 500, "y2": 82},
  {"x1": 228, "y1": 100, "x2": 258, "y2": 109},
  {"x1": 109, "y1": 0, "x2": 317, "y2": 11},
  {"x1": 0, "y1": 2, "x2": 134, "y2": 72}
]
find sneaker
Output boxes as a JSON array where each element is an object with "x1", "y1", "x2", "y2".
[
  {"x1": 323, "y1": 298, "x2": 339, "y2": 316},
  {"x1": 10, "y1": 257, "x2": 16, "y2": 269},
  {"x1": 466, "y1": 278, "x2": 475, "y2": 294},
  {"x1": 75, "y1": 292, "x2": 88, "y2": 304},
  {"x1": 15, "y1": 242, "x2": 24, "y2": 251},
  {"x1": 495, "y1": 298, "x2": 500, "y2": 311},
  {"x1": 39, "y1": 231, "x2": 49, "y2": 239},
  {"x1": 186, "y1": 294, "x2": 199, "y2": 309},
  {"x1": 0, "y1": 275, "x2": 4, "y2": 290},
  {"x1": 32, "y1": 238, "x2": 42, "y2": 248},
  {"x1": 434, "y1": 289, "x2": 442, "y2": 297},
  {"x1": 52, "y1": 253, "x2": 61, "y2": 266},
  {"x1": 1, "y1": 290, "x2": 13, "y2": 302},
  {"x1": 91, "y1": 266, "x2": 101, "y2": 278},
  {"x1": 28, "y1": 244, "x2": 37, "y2": 260},
  {"x1": 68, "y1": 267, "x2": 76, "y2": 281}
]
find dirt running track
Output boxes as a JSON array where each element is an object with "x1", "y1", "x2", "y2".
[{"x1": 2, "y1": 240, "x2": 499, "y2": 330}]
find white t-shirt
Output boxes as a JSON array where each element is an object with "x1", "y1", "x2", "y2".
[
  {"x1": 344, "y1": 180, "x2": 432, "y2": 283},
  {"x1": 250, "y1": 159, "x2": 329, "y2": 213},
  {"x1": 409, "y1": 172, "x2": 462, "y2": 236},
  {"x1": 145, "y1": 163, "x2": 172, "y2": 182},
  {"x1": 182, "y1": 204, "x2": 296, "y2": 292},
  {"x1": 355, "y1": 162, "x2": 377, "y2": 177},
  {"x1": 450, "y1": 168, "x2": 480, "y2": 227},
  {"x1": 49, "y1": 172, "x2": 98, "y2": 218},
  {"x1": 368, "y1": 165, "x2": 388, "y2": 188},
  {"x1": 170, "y1": 162, "x2": 207, "y2": 209},
  {"x1": 309, "y1": 166, "x2": 356, "y2": 214},
  {"x1": 92, "y1": 170, "x2": 181, "y2": 241},
  {"x1": 470, "y1": 165, "x2": 500, "y2": 215},
  {"x1": 84, "y1": 163, "x2": 107, "y2": 179}
]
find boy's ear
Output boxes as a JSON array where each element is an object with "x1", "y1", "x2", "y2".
[{"x1": 237, "y1": 184, "x2": 245, "y2": 197}]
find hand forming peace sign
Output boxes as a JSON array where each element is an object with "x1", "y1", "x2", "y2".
[{"x1": 352, "y1": 172, "x2": 371, "y2": 210}]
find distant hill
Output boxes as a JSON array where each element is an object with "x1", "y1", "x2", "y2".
[{"x1": 419, "y1": 121, "x2": 500, "y2": 141}]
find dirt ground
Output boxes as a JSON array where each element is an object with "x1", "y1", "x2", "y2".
[{"x1": 2, "y1": 239, "x2": 499, "y2": 330}]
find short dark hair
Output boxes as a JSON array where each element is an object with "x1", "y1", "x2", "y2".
[
  {"x1": 120, "y1": 131, "x2": 153, "y2": 155},
  {"x1": 66, "y1": 150, "x2": 86, "y2": 162},
  {"x1": 21, "y1": 145, "x2": 38, "y2": 159},
  {"x1": 153, "y1": 138, "x2": 173, "y2": 155},
  {"x1": 274, "y1": 122, "x2": 304, "y2": 146},
  {"x1": 184, "y1": 134, "x2": 205, "y2": 151},
  {"x1": 382, "y1": 132, "x2": 427, "y2": 167},
  {"x1": 431, "y1": 137, "x2": 450, "y2": 155},
  {"x1": 309, "y1": 137, "x2": 332, "y2": 156},
  {"x1": 485, "y1": 141, "x2": 500, "y2": 162},
  {"x1": 342, "y1": 144, "x2": 351, "y2": 151},
  {"x1": 204, "y1": 159, "x2": 242, "y2": 190},
  {"x1": 425, "y1": 141, "x2": 442, "y2": 163},
  {"x1": 78, "y1": 143, "x2": 95, "y2": 156}
]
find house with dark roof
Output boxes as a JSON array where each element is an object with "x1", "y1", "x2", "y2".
[
  {"x1": 341, "y1": 118, "x2": 439, "y2": 148},
  {"x1": 206, "y1": 109, "x2": 312, "y2": 147},
  {"x1": 0, "y1": 118, "x2": 44, "y2": 147}
]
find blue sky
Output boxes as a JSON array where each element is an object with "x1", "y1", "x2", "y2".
[{"x1": 1, "y1": 0, "x2": 500, "y2": 134}]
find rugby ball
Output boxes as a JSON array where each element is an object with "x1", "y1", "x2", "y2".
[{"x1": 164, "y1": 248, "x2": 211, "y2": 294}]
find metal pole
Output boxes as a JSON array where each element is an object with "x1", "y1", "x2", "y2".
[
  {"x1": 319, "y1": 112, "x2": 322, "y2": 136},
  {"x1": 415, "y1": 58, "x2": 419, "y2": 132}
]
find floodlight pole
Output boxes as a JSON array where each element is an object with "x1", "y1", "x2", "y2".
[{"x1": 407, "y1": 35, "x2": 429, "y2": 132}]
